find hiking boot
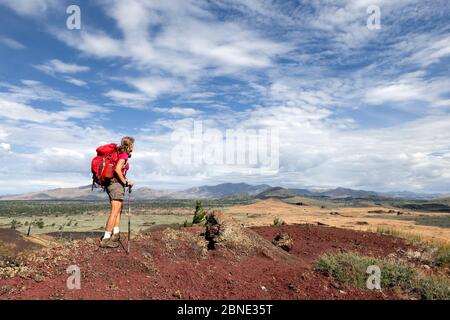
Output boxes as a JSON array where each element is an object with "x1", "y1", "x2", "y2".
[
  {"x1": 111, "y1": 233, "x2": 120, "y2": 242},
  {"x1": 99, "y1": 237, "x2": 119, "y2": 248}
]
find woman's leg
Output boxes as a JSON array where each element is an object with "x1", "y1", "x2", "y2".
[
  {"x1": 113, "y1": 202, "x2": 123, "y2": 230},
  {"x1": 105, "y1": 200, "x2": 123, "y2": 232}
]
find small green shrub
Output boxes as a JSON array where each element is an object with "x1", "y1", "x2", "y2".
[
  {"x1": 273, "y1": 217, "x2": 286, "y2": 226},
  {"x1": 315, "y1": 253, "x2": 380, "y2": 288},
  {"x1": 35, "y1": 219, "x2": 44, "y2": 229},
  {"x1": 192, "y1": 200, "x2": 206, "y2": 224},
  {"x1": 183, "y1": 219, "x2": 193, "y2": 228},
  {"x1": 10, "y1": 219, "x2": 21, "y2": 230}
]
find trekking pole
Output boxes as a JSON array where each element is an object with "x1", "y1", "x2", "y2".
[{"x1": 127, "y1": 186, "x2": 132, "y2": 254}]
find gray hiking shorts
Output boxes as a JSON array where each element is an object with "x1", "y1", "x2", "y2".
[{"x1": 106, "y1": 182, "x2": 125, "y2": 201}]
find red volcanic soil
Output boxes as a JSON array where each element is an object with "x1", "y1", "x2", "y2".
[
  {"x1": 0, "y1": 229, "x2": 43, "y2": 254},
  {"x1": 0, "y1": 224, "x2": 411, "y2": 300}
]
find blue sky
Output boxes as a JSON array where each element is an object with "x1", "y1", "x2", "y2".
[{"x1": 0, "y1": 0, "x2": 449, "y2": 194}]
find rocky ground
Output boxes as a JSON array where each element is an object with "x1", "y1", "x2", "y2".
[{"x1": 2, "y1": 215, "x2": 442, "y2": 300}]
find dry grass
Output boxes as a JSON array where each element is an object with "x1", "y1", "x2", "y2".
[
  {"x1": 224, "y1": 199, "x2": 450, "y2": 243},
  {"x1": 374, "y1": 226, "x2": 423, "y2": 245},
  {"x1": 225, "y1": 199, "x2": 450, "y2": 268},
  {"x1": 315, "y1": 252, "x2": 450, "y2": 300},
  {"x1": 434, "y1": 243, "x2": 450, "y2": 267},
  {"x1": 161, "y1": 228, "x2": 208, "y2": 260},
  {"x1": 374, "y1": 226, "x2": 450, "y2": 268}
]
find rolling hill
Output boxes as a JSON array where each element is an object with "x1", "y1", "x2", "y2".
[
  {"x1": 256, "y1": 187, "x2": 299, "y2": 199},
  {"x1": 184, "y1": 183, "x2": 271, "y2": 198}
]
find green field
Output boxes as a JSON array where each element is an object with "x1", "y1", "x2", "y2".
[
  {"x1": 1, "y1": 196, "x2": 449, "y2": 235},
  {"x1": 0, "y1": 199, "x2": 253, "y2": 235}
]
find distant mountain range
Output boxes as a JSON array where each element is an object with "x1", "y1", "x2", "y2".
[
  {"x1": 256, "y1": 186, "x2": 441, "y2": 200},
  {"x1": 0, "y1": 183, "x2": 272, "y2": 201},
  {"x1": 0, "y1": 183, "x2": 443, "y2": 201}
]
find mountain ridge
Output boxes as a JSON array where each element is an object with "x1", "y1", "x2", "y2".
[{"x1": 0, "y1": 183, "x2": 443, "y2": 201}]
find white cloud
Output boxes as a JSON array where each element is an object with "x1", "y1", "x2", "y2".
[
  {"x1": 238, "y1": 105, "x2": 450, "y2": 192},
  {"x1": 135, "y1": 103, "x2": 450, "y2": 192},
  {"x1": 34, "y1": 59, "x2": 90, "y2": 75},
  {"x1": 0, "y1": 122, "x2": 121, "y2": 194},
  {"x1": 397, "y1": 34, "x2": 450, "y2": 67},
  {"x1": 0, "y1": 143, "x2": 11, "y2": 152},
  {"x1": 0, "y1": 0, "x2": 58, "y2": 16},
  {"x1": 0, "y1": 36, "x2": 26, "y2": 49},
  {"x1": 0, "y1": 80, "x2": 108, "y2": 123},
  {"x1": 153, "y1": 107, "x2": 200, "y2": 116},
  {"x1": 2, "y1": 89, "x2": 450, "y2": 193},
  {"x1": 0, "y1": 98, "x2": 58, "y2": 123},
  {"x1": 51, "y1": 0, "x2": 290, "y2": 109},
  {"x1": 127, "y1": 77, "x2": 182, "y2": 99},
  {"x1": 0, "y1": 96, "x2": 106, "y2": 124},
  {"x1": 0, "y1": 128, "x2": 7, "y2": 140},
  {"x1": 411, "y1": 36, "x2": 450, "y2": 66},
  {"x1": 65, "y1": 77, "x2": 88, "y2": 87},
  {"x1": 54, "y1": 29, "x2": 124, "y2": 58},
  {"x1": 104, "y1": 76, "x2": 184, "y2": 108},
  {"x1": 365, "y1": 72, "x2": 450, "y2": 107},
  {"x1": 104, "y1": 90, "x2": 149, "y2": 109}
]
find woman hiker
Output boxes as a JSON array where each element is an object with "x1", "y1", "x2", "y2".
[{"x1": 100, "y1": 136, "x2": 135, "y2": 248}]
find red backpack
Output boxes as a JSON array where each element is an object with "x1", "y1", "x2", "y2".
[{"x1": 91, "y1": 143, "x2": 119, "y2": 189}]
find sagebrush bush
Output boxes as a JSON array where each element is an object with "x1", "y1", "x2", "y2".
[
  {"x1": 433, "y1": 245, "x2": 450, "y2": 268},
  {"x1": 315, "y1": 253, "x2": 381, "y2": 288},
  {"x1": 273, "y1": 217, "x2": 286, "y2": 226},
  {"x1": 375, "y1": 227, "x2": 450, "y2": 268},
  {"x1": 414, "y1": 275, "x2": 450, "y2": 300},
  {"x1": 379, "y1": 259, "x2": 416, "y2": 290},
  {"x1": 315, "y1": 252, "x2": 449, "y2": 300}
]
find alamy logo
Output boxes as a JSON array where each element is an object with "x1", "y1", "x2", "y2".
[
  {"x1": 367, "y1": 5, "x2": 381, "y2": 30},
  {"x1": 66, "y1": 265, "x2": 81, "y2": 290},
  {"x1": 171, "y1": 121, "x2": 279, "y2": 173},
  {"x1": 66, "y1": 5, "x2": 81, "y2": 30},
  {"x1": 366, "y1": 265, "x2": 381, "y2": 290}
]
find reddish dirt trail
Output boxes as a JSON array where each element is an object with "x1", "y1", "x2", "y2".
[{"x1": 0, "y1": 224, "x2": 410, "y2": 300}]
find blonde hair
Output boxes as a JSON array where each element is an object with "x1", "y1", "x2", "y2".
[{"x1": 119, "y1": 136, "x2": 135, "y2": 153}]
